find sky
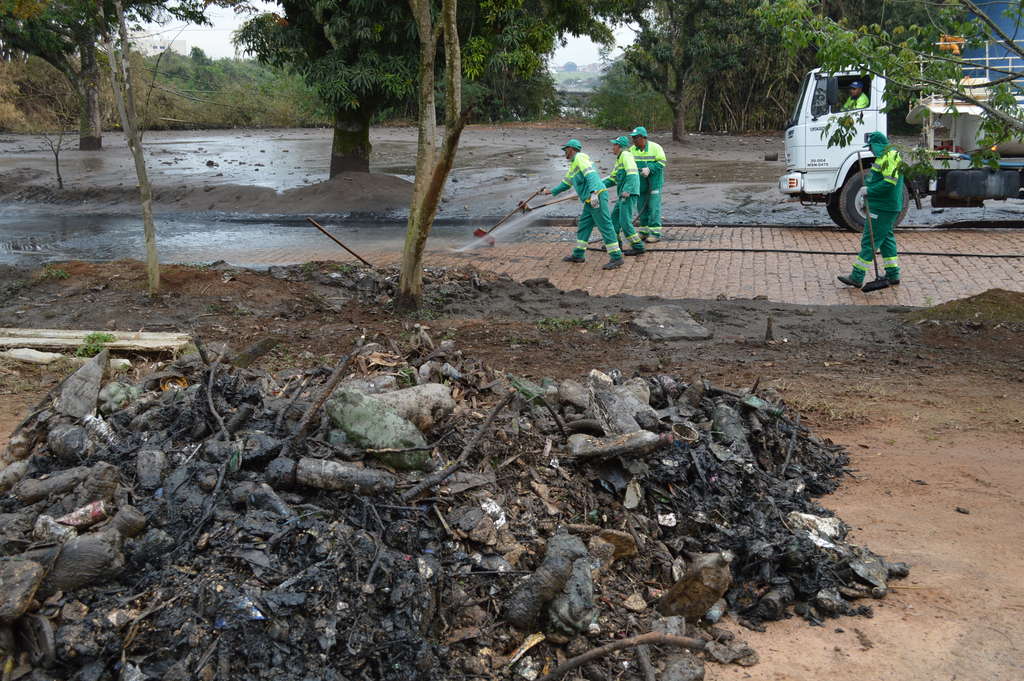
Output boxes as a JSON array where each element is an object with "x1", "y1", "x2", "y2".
[{"x1": 140, "y1": 6, "x2": 634, "y2": 66}]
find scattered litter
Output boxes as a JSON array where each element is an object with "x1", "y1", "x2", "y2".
[{"x1": 0, "y1": 338, "x2": 908, "y2": 680}]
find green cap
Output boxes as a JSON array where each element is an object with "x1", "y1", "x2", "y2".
[
  {"x1": 610, "y1": 135, "x2": 631, "y2": 147},
  {"x1": 630, "y1": 126, "x2": 648, "y2": 138},
  {"x1": 866, "y1": 131, "x2": 889, "y2": 146},
  {"x1": 561, "y1": 139, "x2": 582, "y2": 151}
]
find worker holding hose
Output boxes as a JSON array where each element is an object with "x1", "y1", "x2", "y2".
[
  {"x1": 629, "y1": 126, "x2": 667, "y2": 242},
  {"x1": 543, "y1": 139, "x2": 624, "y2": 270},
  {"x1": 838, "y1": 131, "x2": 903, "y2": 289},
  {"x1": 603, "y1": 135, "x2": 645, "y2": 256}
]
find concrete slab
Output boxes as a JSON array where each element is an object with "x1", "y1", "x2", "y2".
[{"x1": 631, "y1": 305, "x2": 712, "y2": 341}]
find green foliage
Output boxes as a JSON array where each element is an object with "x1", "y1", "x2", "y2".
[
  {"x1": 39, "y1": 265, "x2": 70, "y2": 280},
  {"x1": 536, "y1": 315, "x2": 622, "y2": 337},
  {"x1": 75, "y1": 332, "x2": 115, "y2": 358},
  {"x1": 234, "y1": 1, "x2": 416, "y2": 117},
  {"x1": 619, "y1": 0, "x2": 808, "y2": 134},
  {"x1": 591, "y1": 59, "x2": 673, "y2": 130},
  {"x1": 465, "y1": 67, "x2": 560, "y2": 122},
  {"x1": 137, "y1": 50, "x2": 326, "y2": 129},
  {"x1": 0, "y1": 51, "x2": 326, "y2": 131},
  {"x1": 234, "y1": 0, "x2": 627, "y2": 128},
  {"x1": 760, "y1": 0, "x2": 1024, "y2": 152}
]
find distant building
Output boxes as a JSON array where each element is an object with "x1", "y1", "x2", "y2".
[{"x1": 131, "y1": 35, "x2": 191, "y2": 56}]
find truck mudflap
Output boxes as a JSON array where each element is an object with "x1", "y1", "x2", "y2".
[{"x1": 945, "y1": 169, "x2": 1021, "y2": 200}]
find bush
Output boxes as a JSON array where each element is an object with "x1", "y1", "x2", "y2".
[{"x1": 589, "y1": 60, "x2": 672, "y2": 131}]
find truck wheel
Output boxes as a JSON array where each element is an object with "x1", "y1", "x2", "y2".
[
  {"x1": 826, "y1": 196, "x2": 844, "y2": 228},
  {"x1": 836, "y1": 169, "x2": 910, "y2": 233}
]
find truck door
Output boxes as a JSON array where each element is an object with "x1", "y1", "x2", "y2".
[
  {"x1": 784, "y1": 73, "x2": 812, "y2": 169},
  {"x1": 802, "y1": 75, "x2": 885, "y2": 189}
]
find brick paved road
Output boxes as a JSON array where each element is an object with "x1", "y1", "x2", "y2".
[{"x1": 364, "y1": 225, "x2": 1024, "y2": 307}]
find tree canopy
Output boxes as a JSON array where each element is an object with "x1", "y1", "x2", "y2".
[{"x1": 761, "y1": 0, "x2": 1024, "y2": 150}]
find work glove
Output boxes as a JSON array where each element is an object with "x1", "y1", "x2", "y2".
[
  {"x1": 621, "y1": 191, "x2": 631, "y2": 198},
  {"x1": 641, "y1": 167, "x2": 651, "y2": 178},
  {"x1": 589, "y1": 193, "x2": 600, "y2": 208}
]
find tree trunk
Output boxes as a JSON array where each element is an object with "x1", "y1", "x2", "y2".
[
  {"x1": 396, "y1": 0, "x2": 465, "y2": 312},
  {"x1": 329, "y1": 108, "x2": 371, "y2": 176},
  {"x1": 52, "y1": 144, "x2": 63, "y2": 189},
  {"x1": 77, "y1": 39, "x2": 102, "y2": 151},
  {"x1": 671, "y1": 98, "x2": 686, "y2": 142},
  {"x1": 107, "y1": 0, "x2": 159, "y2": 295},
  {"x1": 395, "y1": 0, "x2": 441, "y2": 312}
]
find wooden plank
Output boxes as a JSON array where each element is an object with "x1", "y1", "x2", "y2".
[
  {"x1": 0, "y1": 328, "x2": 190, "y2": 342},
  {"x1": 0, "y1": 329, "x2": 190, "y2": 352}
]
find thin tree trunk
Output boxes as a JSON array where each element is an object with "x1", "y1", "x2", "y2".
[
  {"x1": 329, "y1": 107, "x2": 372, "y2": 176},
  {"x1": 52, "y1": 144, "x2": 63, "y2": 189},
  {"x1": 77, "y1": 39, "x2": 102, "y2": 151},
  {"x1": 671, "y1": 99, "x2": 686, "y2": 141},
  {"x1": 396, "y1": 0, "x2": 451, "y2": 312},
  {"x1": 106, "y1": 0, "x2": 159, "y2": 295}
]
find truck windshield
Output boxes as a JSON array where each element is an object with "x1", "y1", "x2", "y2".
[{"x1": 787, "y1": 74, "x2": 811, "y2": 129}]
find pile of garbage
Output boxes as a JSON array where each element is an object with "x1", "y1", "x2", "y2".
[{"x1": 0, "y1": 335, "x2": 907, "y2": 681}]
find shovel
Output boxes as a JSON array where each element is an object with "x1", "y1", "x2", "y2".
[
  {"x1": 473, "y1": 188, "x2": 544, "y2": 246},
  {"x1": 855, "y1": 153, "x2": 891, "y2": 294}
]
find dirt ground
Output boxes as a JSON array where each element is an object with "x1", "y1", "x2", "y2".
[{"x1": 1, "y1": 261, "x2": 1022, "y2": 680}]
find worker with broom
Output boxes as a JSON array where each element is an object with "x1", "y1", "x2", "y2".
[
  {"x1": 838, "y1": 131, "x2": 903, "y2": 290},
  {"x1": 603, "y1": 135, "x2": 646, "y2": 256},
  {"x1": 629, "y1": 126, "x2": 667, "y2": 243},
  {"x1": 543, "y1": 139, "x2": 625, "y2": 270}
]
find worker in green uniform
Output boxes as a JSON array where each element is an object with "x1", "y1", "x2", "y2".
[
  {"x1": 543, "y1": 139, "x2": 624, "y2": 270},
  {"x1": 838, "y1": 131, "x2": 902, "y2": 288},
  {"x1": 629, "y1": 126, "x2": 667, "y2": 242},
  {"x1": 842, "y1": 81, "x2": 869, "y2": 111},
  {"x1": 603, "y1": 135, "x2": 645, "y2": 256}
]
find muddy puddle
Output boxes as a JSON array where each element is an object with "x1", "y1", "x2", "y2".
[{"x1": 0, "y1": 209, "x2": 569, "y2": 267}]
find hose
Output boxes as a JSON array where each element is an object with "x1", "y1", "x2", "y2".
[{"x1": 585, "y1": 246, "x2": 1024, "y2": 258}]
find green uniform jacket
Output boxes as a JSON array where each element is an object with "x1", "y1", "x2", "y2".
[
  {"x1": 865, "y1": 146, "x2": 904, "y2": 213},
  {"x1": 603, "y1": 149, "x2": 640, "y2": 195},
  {"x1": 842, "y1": 92, "x2": 869, "y2": 111},
  {"x1": 628, "y1": 141, "x2": 666, "y2": 191},
  {"x1": 551, "y1": 152, "x2": 605, "y2": 203}
]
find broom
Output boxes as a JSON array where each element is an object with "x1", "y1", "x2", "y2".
[{"x1": 473, "y1": 187, "x2": 544, "y2": 245}]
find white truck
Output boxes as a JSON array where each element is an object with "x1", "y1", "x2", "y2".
[{"x1": 778, "y1": 68, "x2": 1024, "y2": 230}]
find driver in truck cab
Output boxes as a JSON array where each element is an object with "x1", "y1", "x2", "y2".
[{"x1": 842, "y1": 81, "x2": 869, "y2": 111}]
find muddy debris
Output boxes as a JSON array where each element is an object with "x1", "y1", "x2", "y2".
[{"x1": 0, "y1": 333, "x2": 908, "y2": 680}]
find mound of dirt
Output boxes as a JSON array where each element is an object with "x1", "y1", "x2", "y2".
[
  {"x1": 180, "y1": 172, "x2": 414, "y2": 214},
  {"x1": 908, "y1": 288, "x2": 1024, "y2": 326}
]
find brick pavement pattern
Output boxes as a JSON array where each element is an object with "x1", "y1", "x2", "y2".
[{"x1": 367, "y1": 226, "x2": 1024, "y2": 307}]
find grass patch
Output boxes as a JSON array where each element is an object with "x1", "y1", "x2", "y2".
[
  {"x1": 75, "y1": 332, "x2": 116, "y2": 358},
  {"x1": 537, "y1": 315, "x2": 624, "y2": 338},
  {"x1": 39, "y1": 265, "x2": 70, "y2": 281},
  {"x1": 537, "y1": 317, "x2": 587, "y2": 332},
  {"x1": 907, "y1": 289, "x2": 1024, "y2": 326}
]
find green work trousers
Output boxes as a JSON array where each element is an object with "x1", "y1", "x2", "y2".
[
  {"x1": 850, "y1": 209, "x2": 900, "y2": 283},
  {"x1": 611, "y1": 194, "x2": 644, "y2": 251},
  {"x1": 638, "y1": 189, "x2": 662, "y2": 238},
  {"x1": 571, "y1": 191, "x2": 620, "y2": 260}
]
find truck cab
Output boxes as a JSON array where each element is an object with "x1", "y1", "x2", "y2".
[
  {"x1": 781, "y1": 67, "x2": 1023, "y2": 230},
  {"x1": 779, "y1": 69, "x2": 906, "y2": 231}
]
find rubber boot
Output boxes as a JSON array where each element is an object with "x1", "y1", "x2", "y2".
[{"x1": 837, "y1": 275, "x2": 862, "y2": 289}]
